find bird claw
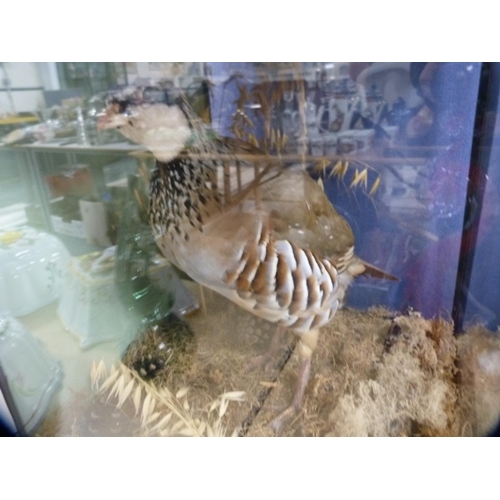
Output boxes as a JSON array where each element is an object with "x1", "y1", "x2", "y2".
[
  {"x1": 245, "y1": 353, "x2": 278, "y2": 373},
  {"x1": 269, "y1": 404, "x2": 300, "y2": 434}
]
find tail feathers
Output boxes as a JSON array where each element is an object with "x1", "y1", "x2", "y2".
[
  {"x1": 344, "y1": 256, "x2": 398, "y2": 281},
  {"x1": 360, "y1": 260, "x2": 398, "y2": 281}
]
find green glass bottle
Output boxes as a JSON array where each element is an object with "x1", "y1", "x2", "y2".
[{"x1": 114, "y1": 175, "x2": 174, "y2": 327}]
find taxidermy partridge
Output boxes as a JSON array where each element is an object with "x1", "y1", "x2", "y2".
[{"x1": 98, "y1": 86, "x2": 396, "y2": 431}]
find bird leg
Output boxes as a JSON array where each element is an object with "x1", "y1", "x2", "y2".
[
  {"x1": 270, "y1": 328, "x2": 319, "y2": 433},
  {"x1": 246, "y1": 325, "x2": 289, "y2": 372},
  {"x1": 198, "y1": 284, "x2": 207, "y2": 314}
]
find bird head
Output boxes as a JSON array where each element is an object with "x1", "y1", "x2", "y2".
[{"x1": 97, "y1": 86, "x2": 192, "y2": 162}]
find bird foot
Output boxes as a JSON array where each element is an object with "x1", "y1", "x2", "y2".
[
  {"x1": 246, "y1": 325, "x2": 290, "y2": 374},
  {"x1": 269, "y1": 404, "x2": 300, "y2": 434},
  {"x1": 245, "y1": 353, "x2": 279, "y2": 373}
]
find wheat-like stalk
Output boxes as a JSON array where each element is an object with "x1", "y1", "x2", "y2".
[
  {"x1": 313, "y1": 158, "x2": 382, "y2": 195},
  {"x1": 91, "y1": 361, "x2": 245, "y2": 437},
  {"x1": 225, "y1": 73, "x2": 382, "y2": 196}
]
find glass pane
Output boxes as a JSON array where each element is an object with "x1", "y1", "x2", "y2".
[
  {"x1": 465, "y1": 64, "x2": 500, "y2": 331},
  {"x1": 1, "y1": 62, "x2": 499, "y2": 438},
  {"x1": 206, "y1": 63, "x2": 482, "y2": 319}
]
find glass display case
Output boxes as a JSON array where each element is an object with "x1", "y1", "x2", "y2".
[{"x1": 1, "y1": 62, "x2": 500, "y2": 437}]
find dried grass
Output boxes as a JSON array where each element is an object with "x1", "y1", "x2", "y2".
[
  {"x1": 248, "y1": 306, "x2": 391, "y2": 436},
  {"x1": 122, "y1": 314, "x2": 197, "y2": 386},
  {"x1": 327, "y1": 312, "x2": 459, "y2": 436},
  {"x1": 225, "y1": 74, "x2": 382, "y2": 196},
  {"x1": 36, "y1": 286, "x2": 500, "y2": 436},
  {"x1": 457, "y1": 325, "x2": 500, "y2": 436},
  {"x1": 92, "y1": 361, "x2": 245, "y2": 437}
]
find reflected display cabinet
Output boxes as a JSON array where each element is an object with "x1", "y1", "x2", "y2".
[{"x1": 1, "y1": 62, "x2": 499, "y2": 437}]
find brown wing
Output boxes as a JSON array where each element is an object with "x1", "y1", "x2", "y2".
[
  {"x1": 167, "y1": 167, "x2": 354, "y2": 332},
  {"x1": 233, "y1": 167, "x2": 355, "y2": 260},
  {"x1": 253, "y1": 170, "x2": 397, "y2": 281}
]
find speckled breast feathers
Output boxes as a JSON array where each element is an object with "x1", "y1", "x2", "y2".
[{"x1": 149, "y1": 159, "x2": 361, "y2": 335}]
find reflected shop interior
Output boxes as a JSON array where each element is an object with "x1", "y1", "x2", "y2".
[{"x1": 1, "y1": 62, "x2": 500, "y2": 437}]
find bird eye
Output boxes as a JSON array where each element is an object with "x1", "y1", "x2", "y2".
[{"x1": 109, "y1": 99, "x2": 130, "y2": 115}]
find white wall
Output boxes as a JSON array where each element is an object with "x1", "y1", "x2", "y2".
[
  {"x1": 36, "y1": 62, "x2": 60, "y2": 91},
  {"x1": 126, "y1": 62, "x2": 204, "y2": 86},
  {"x1": 0, "y1": 62, "x2": 207, "y2": 115},
  {"x1": 0, "y1": 62, "x2": 46, "y2": 115}
]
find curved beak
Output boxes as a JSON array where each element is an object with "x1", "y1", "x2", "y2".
[{"x1": 97, "y1": 107, "x2": 129, "y2": 132}]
